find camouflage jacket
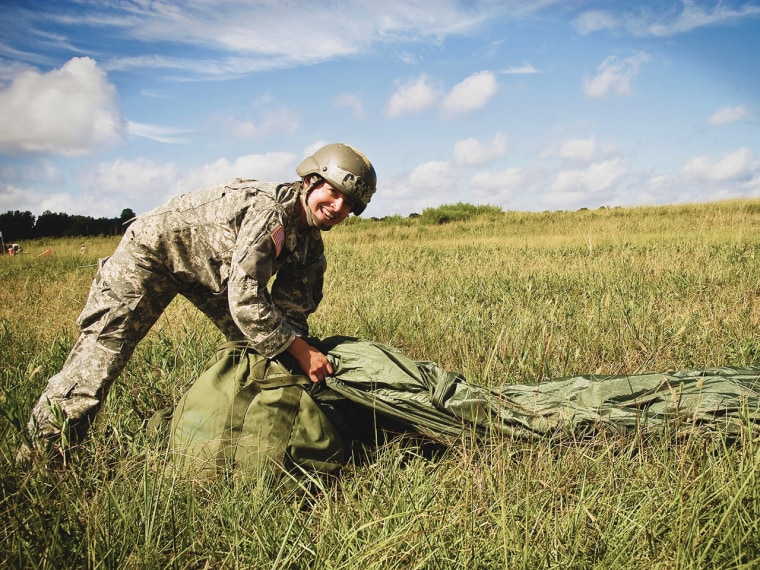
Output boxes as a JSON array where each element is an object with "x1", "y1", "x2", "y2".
[{"x1": 131, "y1": 179, "x2": 325, "y2": 357}]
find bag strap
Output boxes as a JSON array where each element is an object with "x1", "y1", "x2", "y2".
[
  {"x1": 220, "y1": 385, "x2": 305, "y2": 471},
  {"x1": 262, "y1": 385, "x2": 303, "y2": 468},
  {"x1": 217, "y1": 341, "x2": 312, "y2": 388},
  {"x1": 220, "y1": 379, "x2": 260, "y2": 471}
]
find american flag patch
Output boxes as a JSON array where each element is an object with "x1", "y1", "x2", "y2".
[{"x1": 270, "y1": 224, "x2": 285, "y2": 257}]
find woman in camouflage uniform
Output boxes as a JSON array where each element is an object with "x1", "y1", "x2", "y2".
[{"x1": 23, "y1": 143, "x2": 376, "y2": 456}]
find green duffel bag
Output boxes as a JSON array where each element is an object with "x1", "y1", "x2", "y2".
[{"x1": 167, "y1": 342, "x2": 345, "y2": 479}]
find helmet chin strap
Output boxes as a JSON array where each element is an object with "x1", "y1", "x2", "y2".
[{"x1": 300, "y1": 179, "x2": 331, "y2": 231}]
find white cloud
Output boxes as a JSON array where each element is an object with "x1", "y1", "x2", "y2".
[
  {"x1": 334, "y1": 94, "x2": 366, "y2": 120},
  {"x1": 180, "y1": 152, "x2": 297, "y2": 191},
  {"x1": 709, "y1": 105, "x2": 749, "y2": 126},
  {"x1": 408, "y1": 160, "x2": 453, "y2": 190},
  {"x1": 387, "y1": 74, "x2": 438, "y2": 117},
  {"x1": 10, "y1": 187, "x2": 80, "y2": 216},
  {"x1": 560, "y1": 137, "x2": 596, "y2": 162},
  {"x1": 7, "y1": 1, "x2": 758, "y2": 84},
  {"x1": 441, "y1": 71, "x2": 498, "y2": 117},
  {"x1": 502, "y1": 62, "x2": 539, "y2": 75},
  {"x1": 389, "y1": 70, "x2": 499, "y2": 119},
  {"x1": 369, "y1": 160, "x2": 458, "y2": 216},
  {"x1": 80, "y1": 157, "x2": 180, "y2": 215},
  {"x1": 573, "y1": 3, "x2": 760, "y2": 38},
  {"x1": 396, "y1": 52, "x2": 420, "y2": 65},
  {"x1": 0, "y1": 183, "x2": 32, "y2": 213},
  {"x1": 226, "y1": 108, "x2": 299, "y2": 139},
  {"x1": 682, "y1": 148, "x2": 756, "y2": 181},
  {"x1": 453, "y1": 133, "x2": 509, "y2": 166},
  {"x1": 0, "y1": 178, "x2": 134, "y2": 218},
  {"x1": 646, "y1": 1, "x2": 760, "y2": 37},
  {"x1": 0, "y1": 59, "x2": 36, "y2": 88},
  {"x1": 139, "y1": 89, "x2": 175, "y2": 100},
  {"x1": 127, "y1": 122, "x2": 194, "y2": 144},
  {"x1": 0, "y1": 57, "x2": 126, "y2": 156},
  {"x1": 551, "y1": 158, "x2": 627, "y2": 194},
  {"x1": 470, "y1": 168, "x2": 525, "y2": 202},
  {"x1": 584, "y1": 53, "x2": 650, "y2": 98},
  {"x1": 74, "y1": 152, "x2": 298, "y2": 216},
  {"x1": 541, "y1": 136, "x2": 617, "y2": 163},
  {"x1": 37, "y1": 1, "x2": 508, "y2": 80},
  {"x1": 573, "y1": 10, "x2": 617, "y2": 35}
]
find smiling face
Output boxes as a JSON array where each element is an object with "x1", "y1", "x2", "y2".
[{"x1": 305, "y1": 180, "x2": 355, "y2": 228}]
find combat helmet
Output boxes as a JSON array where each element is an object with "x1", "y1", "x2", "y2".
[{"x1": 296, "y1": 143, "x2": 377, "y2": 215}]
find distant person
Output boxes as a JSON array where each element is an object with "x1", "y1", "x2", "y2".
[{"x1": 21, "y1": 143, "x2": 377, "y2": 461}]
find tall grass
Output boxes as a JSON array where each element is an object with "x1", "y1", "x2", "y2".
[{"x1": 2, "y1": 201, "x2": 760, "y2": 567}]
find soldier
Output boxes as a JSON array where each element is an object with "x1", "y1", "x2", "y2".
[{"x1": 21, "y1": 142, "x2": 376, "y2": 460}]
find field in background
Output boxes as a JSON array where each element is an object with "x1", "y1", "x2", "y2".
[{"x1": 2, "y1": 200, "x2": 760, "y2": 568}]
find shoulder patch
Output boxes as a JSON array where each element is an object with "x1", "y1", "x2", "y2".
[{"x1": 270, "y1": 224, "x2": 285, "y2": 257}]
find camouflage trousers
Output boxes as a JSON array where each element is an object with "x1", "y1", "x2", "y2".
[{"x1": 28, "y1": 231, "x2": 243, "y2": 443}]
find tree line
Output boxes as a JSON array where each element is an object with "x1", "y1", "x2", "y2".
[{"x1": 0, "y1": 208, "x2": 136, "y2": 242}]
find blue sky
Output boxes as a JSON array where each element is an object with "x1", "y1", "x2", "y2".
[{"x1": 0, "y1": 1, "x2": 758, "y2": 220}]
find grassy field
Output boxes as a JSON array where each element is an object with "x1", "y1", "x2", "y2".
[{"x1": 2, "y1": 200, "x2": 760, "y2": 568}]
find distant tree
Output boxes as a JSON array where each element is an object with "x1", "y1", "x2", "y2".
[
  {"x1": 119, "y1": 208, "x2": 136, "y2": 230},
  {"x1": 34, "y1": 211, "x2": 71, "y2": 238},
  {"x1": 1, "y1": 207, "x2": 137, "y2": 239},
  {"x1": 119, "y1": 208, "x2": 136, "y2": 222},
  {"x1": 0, "y1": 210, "x2": 36, "y2": 240},
  {"x1": 64, "y1": 215, "x2": 92, "y2": 237},
  {"x1": 91, "y1": 217, "x2": 114, "y2": 235}
]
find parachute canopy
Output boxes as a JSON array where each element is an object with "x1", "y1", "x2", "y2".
[{"x1": 164, "y1": 336, "x2": 760, "y2": 478}]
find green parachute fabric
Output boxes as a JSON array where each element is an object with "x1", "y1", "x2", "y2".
[
  {"x1": 166, "y1": 336, "x2": 760, "y2": 477},
  {"x1": 319, "y1": 336, "x2": 760, "y2": 441}
]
